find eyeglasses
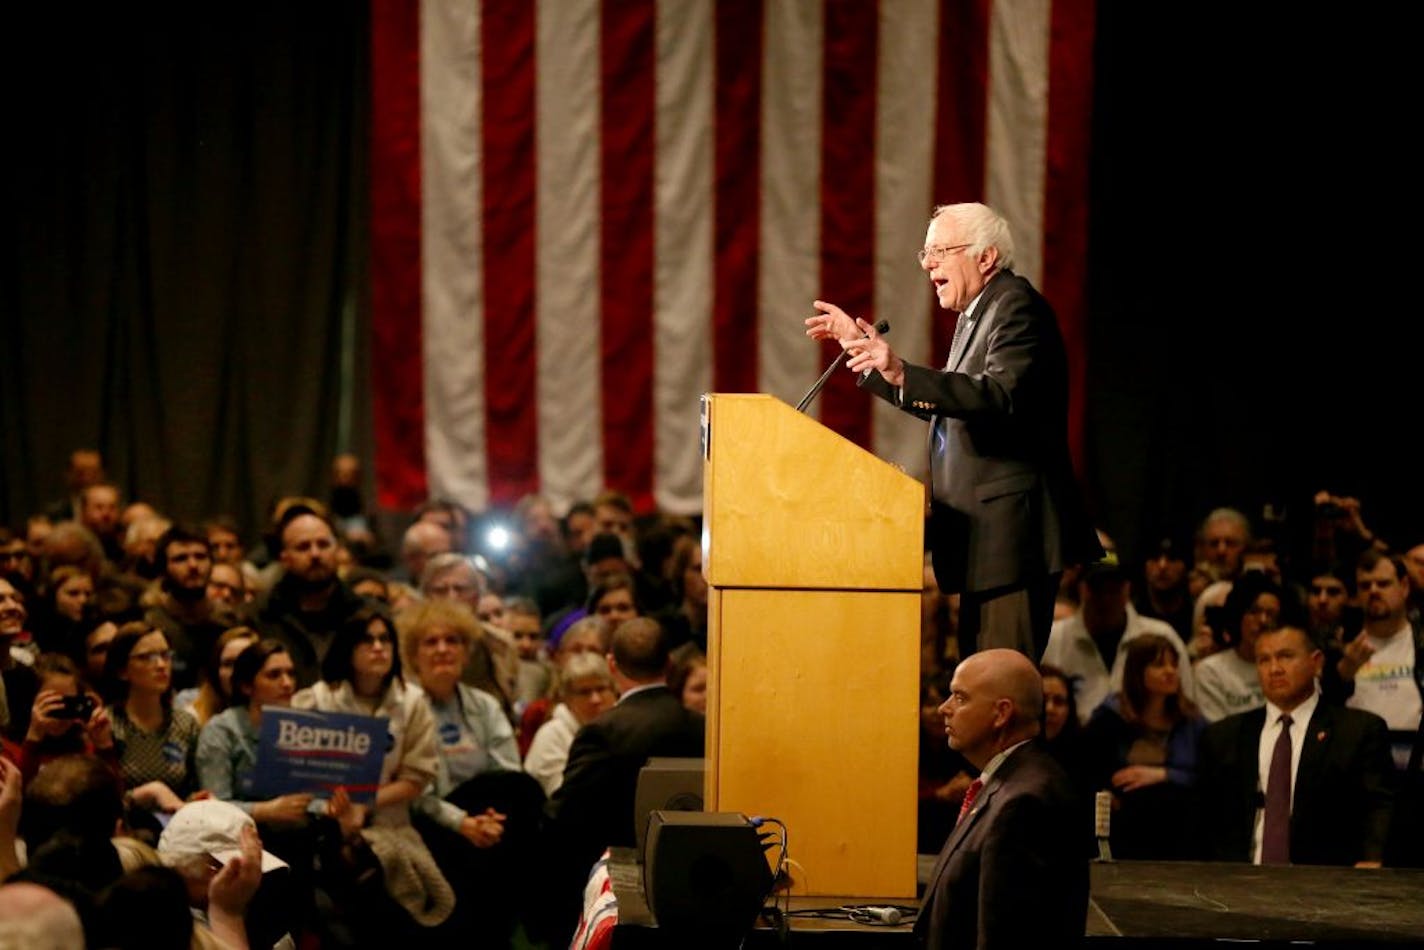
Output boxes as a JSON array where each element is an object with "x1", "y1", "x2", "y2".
[
  {"x1": 569, "y1": 684, "x2": 613, "y2": 698},
  {"x1": 130, "y1": 649, "x2": 176, "y2": 666},
  {"x1": 358, "y1": 633, "x2": 393, "y2": 648},
  {"x1": 916, "y1": 243, "x2": 971, "y2": 265}
]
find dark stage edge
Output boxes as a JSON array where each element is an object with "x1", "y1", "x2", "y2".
[{"x1": 607, "y1": 850, "x2": 1424, "y2": 947}]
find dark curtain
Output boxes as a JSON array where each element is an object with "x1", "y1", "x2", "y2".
[
  {"x1": 1, "y1": 4, "x2": 370, "y2": 539},
  {"x1": 1083, "y1": 2, "x2": 1423, "y2": 567}
]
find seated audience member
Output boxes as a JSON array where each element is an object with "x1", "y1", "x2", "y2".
[
  {"x1": 540, "y1": 533, "x2": 634, "y2": 652},
  {"x1": 651, "y1": 535, "x2": 708, "y2": 654},
  {"x1": 292, "y1": 606, "x2": 454, "y2": 937},
  {"x1": 504, "y1": 596, "x2": 552, "y2": 713},
  {"x1": 2, "y1": 577, "x2": 41, "y2": 744},
  {"x1": 1132, "y1": 533, "x2": 1194, "y2": 644},
  {"x1": 1041, "y1": 557, "x2": 1196, "y2": 724},
  {"x1": 31, "y1": 565, "x2": 96, "y2": 656},
  {"x1": 196, "y1": 639, "x2": 332, "y2": 943},
  {"x1": 1195, "y1": 507, "x2": 1251, "y2": 583},
  {"x1": 154, "y1": 799, "x2": 283, "y2": 949},
  {"x1": 1199, "y1": 625, "x2": 1393, "y2": 866},
  {"x1": 177, "y1": 626, "x2": 260, "y2": 727},
  {"x1": 93, "y1": 864, "x2": 197, "y2": 950},
  {"x1": 1187, "y1": 578, "x2": 1232, "y2": 661},
  {"x1": 0, "y1": 881, "x2": 86, "y2": 950},
  {"x1": 205, "y1": 561, "x2": 250, "y2": 611},
  {"x1": 1335, "y1": 551, "x2": 1421, "y2": 769},
  {"x1": 1082, "y1": 633, "x2": 1205, "y2": 860},
  {"x1": 544, "y1": 617, "x2": 705, "y2": 946},
  {"x1": 77, "y1": 617, "x2": 120, "y2": 687},
  {"x1": 1194, "y1": 572, "x2": 1287, "y2": 722},
  {"x1": 144, "y1": 524, "x2": 228, "y2": 691},
  {"x1": 915, "y1": 669, "x2": 973, "y2": 854},
  {"x1": 1334, "y1": 550, "x2": 1424, "y2": 866},
  {"x1": 18, "y1": 754, "x2": 126, "y2": 896},
  {"x1": 1305, "y1": 562, "x2": 1357, "y2": 653},
  {"x1": 102, "y1": 623, "x2": 201, "y2": 826},
  {"x1": 524, "y1": 651, "x2": 617, "y2": 797},
  {"x1": 421, "y1": 552, "x2": 518, "y2": 716},
  {"x1": 1040, "y1": 663, "x2": 1087, "y2": 791},
  {"x1": 342, "y1": 566, "x2": 390, "y2": 605},
  {"x1": 195, "y1": 640, "x2": 307, "y2": 824},
  {"x1": 586, "y1": 572, "x2": 640, "y2": 630},
  {"x1": 256, "y1": 505, "x2": 370, "y2": 688},
  {"x1": 668, "y1": 649, "x2": 707, "y2": 715},
  {"x1": 401, "y1": 599, "x2": 544, "y2": 945},
  {"x1": 399, "y1": 520, "x2": 453, "y2": 586},
  {"x1": 517, "y1": 616, "x2": 611, "y2": 756},
  {"x1": 15, "y1": 653, "x2": 117, "y2": 783}
]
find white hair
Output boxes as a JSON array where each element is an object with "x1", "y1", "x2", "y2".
[
  {"x1": 931, "y1": 202, "x2": 1015, "y2": 271},
  {"x1": 0, "y1": 883, "x2": 85, "y2": 950}
]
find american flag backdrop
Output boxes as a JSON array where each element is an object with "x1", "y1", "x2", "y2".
[{"x1": 369, "y1": 0, "x2": 1095, "y2": 515}]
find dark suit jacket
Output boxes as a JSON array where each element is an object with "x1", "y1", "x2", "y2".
[
  {"x1": 916, "y1": 741, "x2": 1088, "y2": 950},
  {"x1": 1199, "y1": 702, "x2": 1394, "y2": 865},
  {"x1": 861, "y1": 269, "x2": 1099, "y2": 594},
  {"x1": 547, "y1": 684, "x2": 705, "y2": 857}
]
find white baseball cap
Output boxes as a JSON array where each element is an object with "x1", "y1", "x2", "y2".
[{"x1": 157, "y1": 799, "x2": 288, "y2": 873}]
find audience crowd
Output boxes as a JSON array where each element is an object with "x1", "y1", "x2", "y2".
[{"x1": 3, "y1": 449, "x2": 1423, "y2": 948}]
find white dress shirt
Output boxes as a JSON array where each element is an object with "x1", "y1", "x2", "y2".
[{"x1": 1251, "y1": 690, "x2": 1319, "y2": 864}]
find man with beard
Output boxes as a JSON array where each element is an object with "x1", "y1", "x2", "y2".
[
  {"x1": 256, "y1": 507, "x2": 370, "y2": 686},
  {"x1": 79, "y1": 482, "x2": 125, "y2": 565},
  {"x1": 144, "y1": 525, "x2": 231, "y2": 690},
  {"x1": 0, "y1": 577, "x2": 39, "y2": 743}
]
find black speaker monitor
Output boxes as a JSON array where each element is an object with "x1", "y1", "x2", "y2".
[
  {"x1": 643, "y1": 810, "x2": 773, "y2": 946},
  {"x1": 634, "y1": 756, "x2": 705, "y2": 858}
]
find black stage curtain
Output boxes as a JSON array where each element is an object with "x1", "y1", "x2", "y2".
[{"x1": 1, "y1": 4, "x2": 370, "y2": 538}]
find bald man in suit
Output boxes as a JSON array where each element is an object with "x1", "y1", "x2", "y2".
[{"x1": 917, "y1": 649, "x2": 1088, "y2": 949}]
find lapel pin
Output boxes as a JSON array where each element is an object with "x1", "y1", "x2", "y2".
[{"x1": 1316, "y1": 731, "x2": 1327, "y2": 742}]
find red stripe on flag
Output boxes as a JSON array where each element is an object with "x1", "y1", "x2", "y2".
[
  {"x1": 1043, "y1": 0, "x2": 1096, "y2": 474},
  {"x1": 930, "y1": 0, "x2": 990, "y2": 364},
  {"x1": 712, "y1": 0, "x2": 764, "y2": 395},
  {"x1": 600, "y1": 0, "x2": 657, "y2": 511},
  {"x1": 482, "y1": 0, "x2": 539, "y2": 505},
  {"x1": 818, "y1": 1, "x2": 878, "y2": 448},
  {"x1": 369, "y1": 0, "x2": 426, "y2": 508}
]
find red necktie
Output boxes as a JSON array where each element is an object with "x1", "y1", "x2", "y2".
[
  {"x1": 1262, "y1": 713, "x2": 1294, "y2": 864},
  {"x1": 957, "y1": 778, "x2": 984, "y2": 825}
]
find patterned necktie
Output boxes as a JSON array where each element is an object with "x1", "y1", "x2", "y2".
[
  {"x1": 957, "y1": 778, "x2": 984, "y2": 826},
  {"x1": 945, "y1": 312, "x2": 971, "y2": 369},
  {"x1": 1262, "y1": 713, "x2": 1293, "y2": 864}
]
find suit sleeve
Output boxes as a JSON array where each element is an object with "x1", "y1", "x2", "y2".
[
  {"x1": 1352, "y1": 713, "x2": 1395, "y2": 863},
  {"x1": 858, "y1": 369, "x2": 933, "y2": 421},
  {"x1": 899, "y1": 289, "x2": 1048, "y2": 424},
  {"x1": 978, "y1": 792, "x2": 1082, "y2": 949}
]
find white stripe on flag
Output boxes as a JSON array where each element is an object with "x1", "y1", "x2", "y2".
[
  {"x1": 421, "y1": 0, "x2": 488, "y2": 511},
  {"x1": 873, "y1": 0, "x2": 939, "y2": 482},
  {"x1": 758, "y1": 0, "x2": 824, "y2": 408},
  {"x1": 986, "y1": 0, "x2": 1051, "y2": 287},
  {"x1": 536, "y1": 0, "x2": 604, "y2": 511},
  {"x1": 653, "y1": 0, "x2": 714, "y2": 516}
]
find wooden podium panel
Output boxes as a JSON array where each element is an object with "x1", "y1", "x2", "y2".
[
  {"x1": 706, "y1": 587, "x2": 920, "y2": 898},
  {"x1": 701, "y1": 393, "x2": 923, "y2": 899},
  {"x1": 702, "y1": 393, "x2": 924, "y2": 591}
]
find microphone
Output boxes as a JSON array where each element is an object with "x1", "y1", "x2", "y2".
[
  {"x1": 861, "y1": 906, "x2": 902, "y2": 925},
  {"x1": 795, "y1": 319, "x2": 891, "y2": 414}
]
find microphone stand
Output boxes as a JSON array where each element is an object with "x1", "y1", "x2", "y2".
[{"x1": 795, "y1": 319, "x2": 890, "y2": 414}]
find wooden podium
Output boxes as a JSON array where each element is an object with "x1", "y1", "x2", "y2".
[{"x1": 700, "y1": 393, "x2": 923, "y2": 898}]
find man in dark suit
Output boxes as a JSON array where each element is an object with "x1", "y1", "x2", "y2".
[
  {"x1": 918, "y1": 648, "x2": 1088, "y2": 949},
  {"x1": 543, "y1": 616, "x2": 705, "y2": 944},
  {"x1": 808, "y1": 202, "x2": 1100, "y2": 658},
  {"x1": 1199, "y1": 625, "x2": 1393, "y2": 866}
]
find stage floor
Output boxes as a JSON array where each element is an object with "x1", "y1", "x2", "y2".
[{"x1": 610, "y1": 850, "x2": 1424, "y2": 947}]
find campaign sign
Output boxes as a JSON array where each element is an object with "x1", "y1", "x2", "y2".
[{"x1": 252, "y1": 706, "x2": 386, "y2": 805}]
